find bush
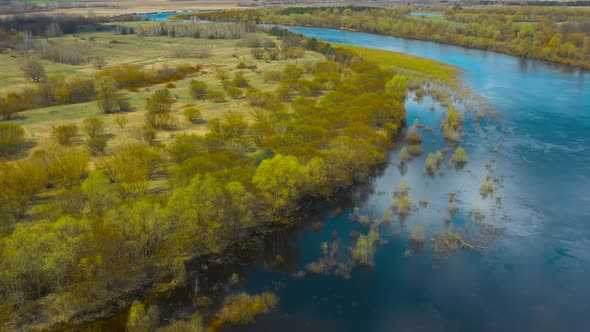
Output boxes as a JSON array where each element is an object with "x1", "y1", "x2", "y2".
[
  {"x1": 81, "y1": 117, "x2": 104, "y2": 138},
  {"x1": 251, "y1": 48, "x2": 265, "y2": 60},
  {"x1": 206, "y1": 89, "x2": 226, "y2": 103},
  {"x1": 227, "y1": 86, "x2": 243, "y2": 100},
  {"x1": 52, "y1": 124, "x2": 79, "y2": 145},
  {"x1": 480, "y1": 178, "x2": 495, "y2": 198},
  {"x1": 183, "y1": 107, "x2": 202, "y2": 123},
  {"x1": 133, "y1": 125, "x2": 157, "y2": 144},
  {"x1": 393, "y1": 195, "x2": 411, "y2": 216},
  {"x1": 407, "y1": 144, "x2": 424, "y2": 157},
  {"x1": 86, "y1": 136, "x2": 107, "y2": 156},
  {"x1": 238, "y1": 33, "x2": 262, "y2": 48},
  {"x1": 0, "y1": 124, "x2": 25, "y2": 157},
  {"x1": 407, "y1": 132, "x2": 423, "y2": 145},
  {"x1": 399, "y1": 146, "x2": 412, "y2": 161},
  {"x1": 351, "y1": 228, "x2": 380, "y2": 266},
  {"x1": 453, "y1": 146, "x2": 468, "y2": 164},
  {"x1": 189, "y1": 80, "x2": 209, "y2": 100},
  {"x1": 126, "y1": 301, "x2": 159, "y2": 332},
  {"x1": 267, "y1": 48, "x2": 280, "y2": 60},
  {"x1": 114, "y1": 115, "x2": 128, "y2": 129},
  {"x1": 232, "y1": 72, "x2": 249, "y2": 88},
  {"x1": 0, "y1": 99, "x2": 18, "y2": 120},
  {"x1": 219, "y1": 292, "x2": 278, "y2": 325}
]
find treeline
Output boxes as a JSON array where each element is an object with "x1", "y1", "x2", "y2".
[
  {"x1": 0, "y1": 30, "x2": 409, "y2": 329},
  {"x1": 130, "y1": 22, "x2": 257, "y2": 39},
  {"x1": 194, "y1": 6, "x2": 590, "y2": 69},
  {"x1": 0, "y1": 14, "x2": 142, "y2": 52},
  {"x1": 0, "y1": 1, "x2": 111, "y2": 15}
]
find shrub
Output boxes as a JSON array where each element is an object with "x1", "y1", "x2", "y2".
[
  {"x1": 393, "y1": 195, "x2": 411, "y2": 216},
  {"x1": 0, "y1": 124, "x2": 25, "y2": 157},
  {"x1": 183, "y1": 107, "x2": 202, "y2": 123},
  {"x1": 133, "y1": 125, "x2": 157, "y2": 144},
  {"x1": 453, "y1": 146, "x2": 468, "y2": 164},
  {"x1": 407, "y1": 132, "x2": 423, "y2": 145},
  {"x1": 282, "y1": 47, "x2": 305, "y2": 59},
  {"x1": 407, "y1": 144, "x2": 424, "y2": 157},
  {"x1": 232, "y1": 72, "x2": 249, "y2": 88},
  {"x1": 0, "y1": 99, "x2": 18, "y2": 120},
  {"x1": 267, "y1": 48, "x2": 280, "y2": 60},
  {"x1": 425, "y1": 153, "x2": 440, "y2": 174},
  {"x1": 227, "y1": 86, "x2": 243, "y2": 100},
  {"x1": 86, "y1": 136, "x2": 107, "y2": 156},
  {"x1": 146, "y1": 88, "x2": 174, "y2": 114},
  {"x1": 81, "y1": 117, "x2": 104, "y2": 138},
  {"x1": 251, "y1": 48, "x2": 265, "y2": 60},
  {"x1": 114, "y1": 115, "x2": 128, "y2": 129},
  {"x1": 480, "y1": 178, "x2": 495, "y2": 198},
  {"x1": 206, "y1": 89, "x2": 226, "y2": 103},
  {"x1": 189, "y1": 80, "x2": 209, "y2": 100},
  {"x1": 219, "y1": 292, "x2": 278, "y2": 325},
  {"x1": 238, "y1": 33, "x2": 262, "y2": 48},
  {"x1": 126, "y1": 301, "x2": 159, "y2": 332},
  {"x1": 399, "y1": 146, "x2": 412, "y2": 161},
  {"x1": 351, "y1": 228, "x2": 380, "y2": 266},
  {"x1": 52, "y1": 124, "x2": 79, "y2": 145}
]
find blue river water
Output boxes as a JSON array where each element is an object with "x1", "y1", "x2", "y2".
[
  {"x1": 408, "y1": 12, "x2": 444, "y2": 18},
  {"x1": 222, "y1": 27, "x2": 590, "y2": 332},
  {"x1": 139, "y1": 15, "x2": 590, "y2": 332}
]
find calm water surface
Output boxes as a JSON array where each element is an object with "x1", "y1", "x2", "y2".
[
  {"x1": 224, "y1": 27, "x2": 590, "y2": 332},
  {"x1": 137, "y1": 20, "x2": 590, "y2": 332}
]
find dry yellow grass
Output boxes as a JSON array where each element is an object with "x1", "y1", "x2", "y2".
[{"x1": 2, "y1": 30, "x2": 323, "y2": 155}]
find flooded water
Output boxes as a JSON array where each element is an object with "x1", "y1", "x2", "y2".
[
  {"x1": 130, "y1": 19, "x2": 590, "y2": 332},
  {"x1": 223, "y1": 27, "x2": 590, "y2": 332}
]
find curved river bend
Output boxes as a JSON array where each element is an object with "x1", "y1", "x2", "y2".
[{"x1": 143, "y1": 16, "x2": 590, "y2": 332}]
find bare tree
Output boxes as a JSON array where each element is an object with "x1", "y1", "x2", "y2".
[
  {"x1": 92, "y1": 56, "x2": 107, "y2": 70},
  {"x1": 20, "y1": 57, "x2": 47, "y2": 83}
]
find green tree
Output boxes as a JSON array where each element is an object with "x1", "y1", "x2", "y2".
[
  {"x1": 253, "y1": 154, "x2": 310, "y2": 216},
  {"x1": 0, "y1": 124, "x2": 25, "y2": 157},
  {"x1": 81, "y1": 170, "x2": 118, "y2": 217},
  {"x1": 127, "y1": 301, "x2": 159, "y2": 332},
  {"x1": 96, "y1": 78, "x2": 129, "y2": 114}
]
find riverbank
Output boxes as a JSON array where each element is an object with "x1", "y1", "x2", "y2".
[
  {"x1": 0, "y1": 22, "x2": 467, "y2": 330},
  {"x1": 185, "y1": 6, "x2": 590, "y2": 70}
]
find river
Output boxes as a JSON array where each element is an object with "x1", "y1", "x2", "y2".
[{"x1": 141, "y1": 17, "x2": 590, "y2": 332}]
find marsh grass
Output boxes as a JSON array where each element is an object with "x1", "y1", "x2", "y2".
[{"x1": 218, "y1": 292, "x2": 278, "y2": 325}]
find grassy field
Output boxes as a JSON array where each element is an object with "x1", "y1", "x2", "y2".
[
  {"x1": 2, "y1": 29, "x2": 323, "y2": 155},
  {"x1": 333, "y1": 43, "x2": 460, "y2": 86}
]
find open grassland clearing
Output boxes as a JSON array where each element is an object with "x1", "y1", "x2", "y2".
[{"x1": 2, "y1": 30, "x2": 323, "y2": 154}]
